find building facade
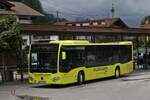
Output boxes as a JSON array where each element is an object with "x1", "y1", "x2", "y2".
[{"x1": 0, "y1": 1, "x2": 44, "y2": 70}]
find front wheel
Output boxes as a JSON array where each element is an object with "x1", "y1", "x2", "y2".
[
  {"x1": 115, "y1": 68, "x2": 120, "y2": 78},
  {"x1": 77, "y1": 72, "x2": 84, "y2": 85}
]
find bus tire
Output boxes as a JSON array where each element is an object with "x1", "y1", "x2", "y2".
[
  {"x1": 115, "y1": 67, "x2": 120, "y2": 78},
  {"x1": 77, "y1": 71, "x2": 84, "y2": 85}
]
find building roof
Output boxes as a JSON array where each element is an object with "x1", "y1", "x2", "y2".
[
  {"x1": 20, "y1": 24, "x2": 150, "y2": 36},
  {"x1": 0, "y1": 1, "x2": 44, "y2": 17},
  {"x1": 61, "y1": 18, "x2": 128, "y2": 28},
  {"x1": 142, "y1": 23, "x2": 150, "y2": 29},
  {"x1": 8, "y1": 1, "x2": 44, "y2": 17},
  {"x1": 0, "y1": 0, "x2": 15, "y2": 8},
  {"x1": 54, "y1": 21, "x2": 69, "y2": 26}
]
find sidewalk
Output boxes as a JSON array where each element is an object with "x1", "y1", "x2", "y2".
[{"x1": 122, "y1": 70, "x2": 150, "y2": 81}]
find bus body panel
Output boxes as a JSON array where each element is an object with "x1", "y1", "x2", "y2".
[
  {"x1": 119, "y1": 61, "x2": 134, "y2": 75},
  {"x1": 29, "y1": 40, "x2": 133, "y2": 85},
  {"x1": 29, "y1": 61, "x2": 133, "y2": 84},
  {"x1": 29, "y1": 67, "x2": 86, "y2": 84}
]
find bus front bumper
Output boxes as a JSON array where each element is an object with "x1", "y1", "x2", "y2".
[{"x1": 28, "y1": 73, "x2": 75, "y2": 85}]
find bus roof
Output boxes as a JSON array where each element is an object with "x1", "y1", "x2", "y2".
[
  {"x1": 50, "y1": 40, "x2": 132, "y2": 45},
  {"x1": 50, "y1": 40, "x2": 90, "y2": 45}
]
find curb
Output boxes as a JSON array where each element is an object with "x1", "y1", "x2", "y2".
[{"x1": 122, "y1": 77, "x2": 150, "y2": 81}]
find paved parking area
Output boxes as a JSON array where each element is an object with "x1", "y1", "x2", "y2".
[{"x1": 0, "y1": 71, "x2": 150, "y2": 100}]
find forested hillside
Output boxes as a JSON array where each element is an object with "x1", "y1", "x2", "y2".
[{"x1": 9, "y1": 0, "x2": 67, "y2": 24}]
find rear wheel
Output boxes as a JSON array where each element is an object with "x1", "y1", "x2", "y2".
[
  {"x1": 77, "y1": 72, "x2": 84, "y2": 85},
  {"x1": 115, "y1": 68, "x2": 120, "y2": 78}
]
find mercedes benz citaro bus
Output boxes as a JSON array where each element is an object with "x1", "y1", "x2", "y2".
[{"x1": 29, "y1": 40, "x2": 133, "y2": 85}]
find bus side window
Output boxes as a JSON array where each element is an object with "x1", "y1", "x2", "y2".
[
  {"x1": 60, "y1": 52, "x2": 71, "y2": 72},
  {"x1": 119, "y1": 45, "x2": 132, "y2": 63}
]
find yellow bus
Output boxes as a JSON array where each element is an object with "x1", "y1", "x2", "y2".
[{"x1": 29, "y1": 40, "x2": 133, "y2": 85}]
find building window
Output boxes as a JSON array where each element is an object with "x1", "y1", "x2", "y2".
[
  {"x1": 62, "y1": 35, "x2": 73, "y2": 40},
  {"x1": 67, "y1": 24, "x2": 72, "y2": 26},
  {"x1": 23, "y1": 39, "x2": 28, "y2": 46},
  {"x1": 93, "y1": 22, "x2": 98, "y2": 26},
  {"x1": 76, "y1": 24, "x2": 81, "y2": 26},
  {"x1": 101, "y1": 21, "x2": 106, "y2": 25},
  {"x1": 0, "y1": 4, "x2": 6, "y2": 10},
  {"x1": 86, "y1": 36, "x2": 92, "y2": 42},
  {"x1": 33, "y1": 35, "x2": 50, "y2": 40},
  {"x1": 76, "y1": 36, "x2": 92, "y2": 42},
  {"x1": 76, "y1": 36, "x2": 86, "y2": 40},
  {"x1": 22, "y1": 35, "x2": 30, "y2": 46},
  {"x1": 19, "y1": 17, "x2": 32, "y2": 24},
  {"x1": 82, "y1": 23, "x2": 90, "y2": 26},
  {"x1": 50, "y1": 35, "x2": 59, "y2": 41}
]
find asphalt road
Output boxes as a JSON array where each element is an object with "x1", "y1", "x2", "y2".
[{"x1": 0, "y1": 73, "x2": 150, "y2": 100}]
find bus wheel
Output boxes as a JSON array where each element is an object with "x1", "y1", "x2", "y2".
[
  {"x1": 115, "y1": 67, "x2": 120, "y2": 78},
  {"x1": 77, "y1": 71, "x2": 84, "y2": 85}
]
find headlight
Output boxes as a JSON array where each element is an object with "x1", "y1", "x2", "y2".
[{"x1": 29, "y1": 76, "x2": 33, "y2": 81}]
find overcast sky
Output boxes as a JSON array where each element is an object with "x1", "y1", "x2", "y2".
[{"x1": 40, "y1": 0, "x2": 150, "y2": 27}]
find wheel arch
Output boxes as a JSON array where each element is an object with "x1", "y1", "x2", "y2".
[
  {"x1": 115, "y1": 66, "x2": 121, "y2": 77},
  {"x1": 78, "y1": 70, "x2": 85, "y2": 78}
]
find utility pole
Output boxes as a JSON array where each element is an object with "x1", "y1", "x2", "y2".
[
  {"x1": 56, "y1": 11, "x2": 59, "y2": 22},
  {"x1": 111, "y1": 3, "x2": 115, "y2": 18}
]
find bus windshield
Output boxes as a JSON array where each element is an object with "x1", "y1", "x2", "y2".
[{"x1": 30, "y1": 44, "x2": 59, "y2": 73}]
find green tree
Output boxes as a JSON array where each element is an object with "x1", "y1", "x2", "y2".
[
  {"x1": 0, "y1": 15, "x2": 22, "y2": 81},
  {"x1": 141, "y1": 15, "x2": 150, "y2": 25},
  {"x1": 0, "y1": 15, "x2": 21, "y2": 54},
  {"x1": 44, "y1": 13, "x2": 67, "y2": 24},
  {"x1": 140, "y1": 15, "x2": 150, "y2": 48},
  {"x1": 22, "y1": 0, "x2": 43, "y2": 13},
  {"x1": 22, "y1": 0, "x2": 46, "y2": 24},
  {"x1": 22, "y1": 0, "x2": 67, "y2": 24}
]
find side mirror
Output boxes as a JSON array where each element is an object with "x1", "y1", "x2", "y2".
[{"x1": 62, "y1": 51, "x2": 66, "y2": 60}]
